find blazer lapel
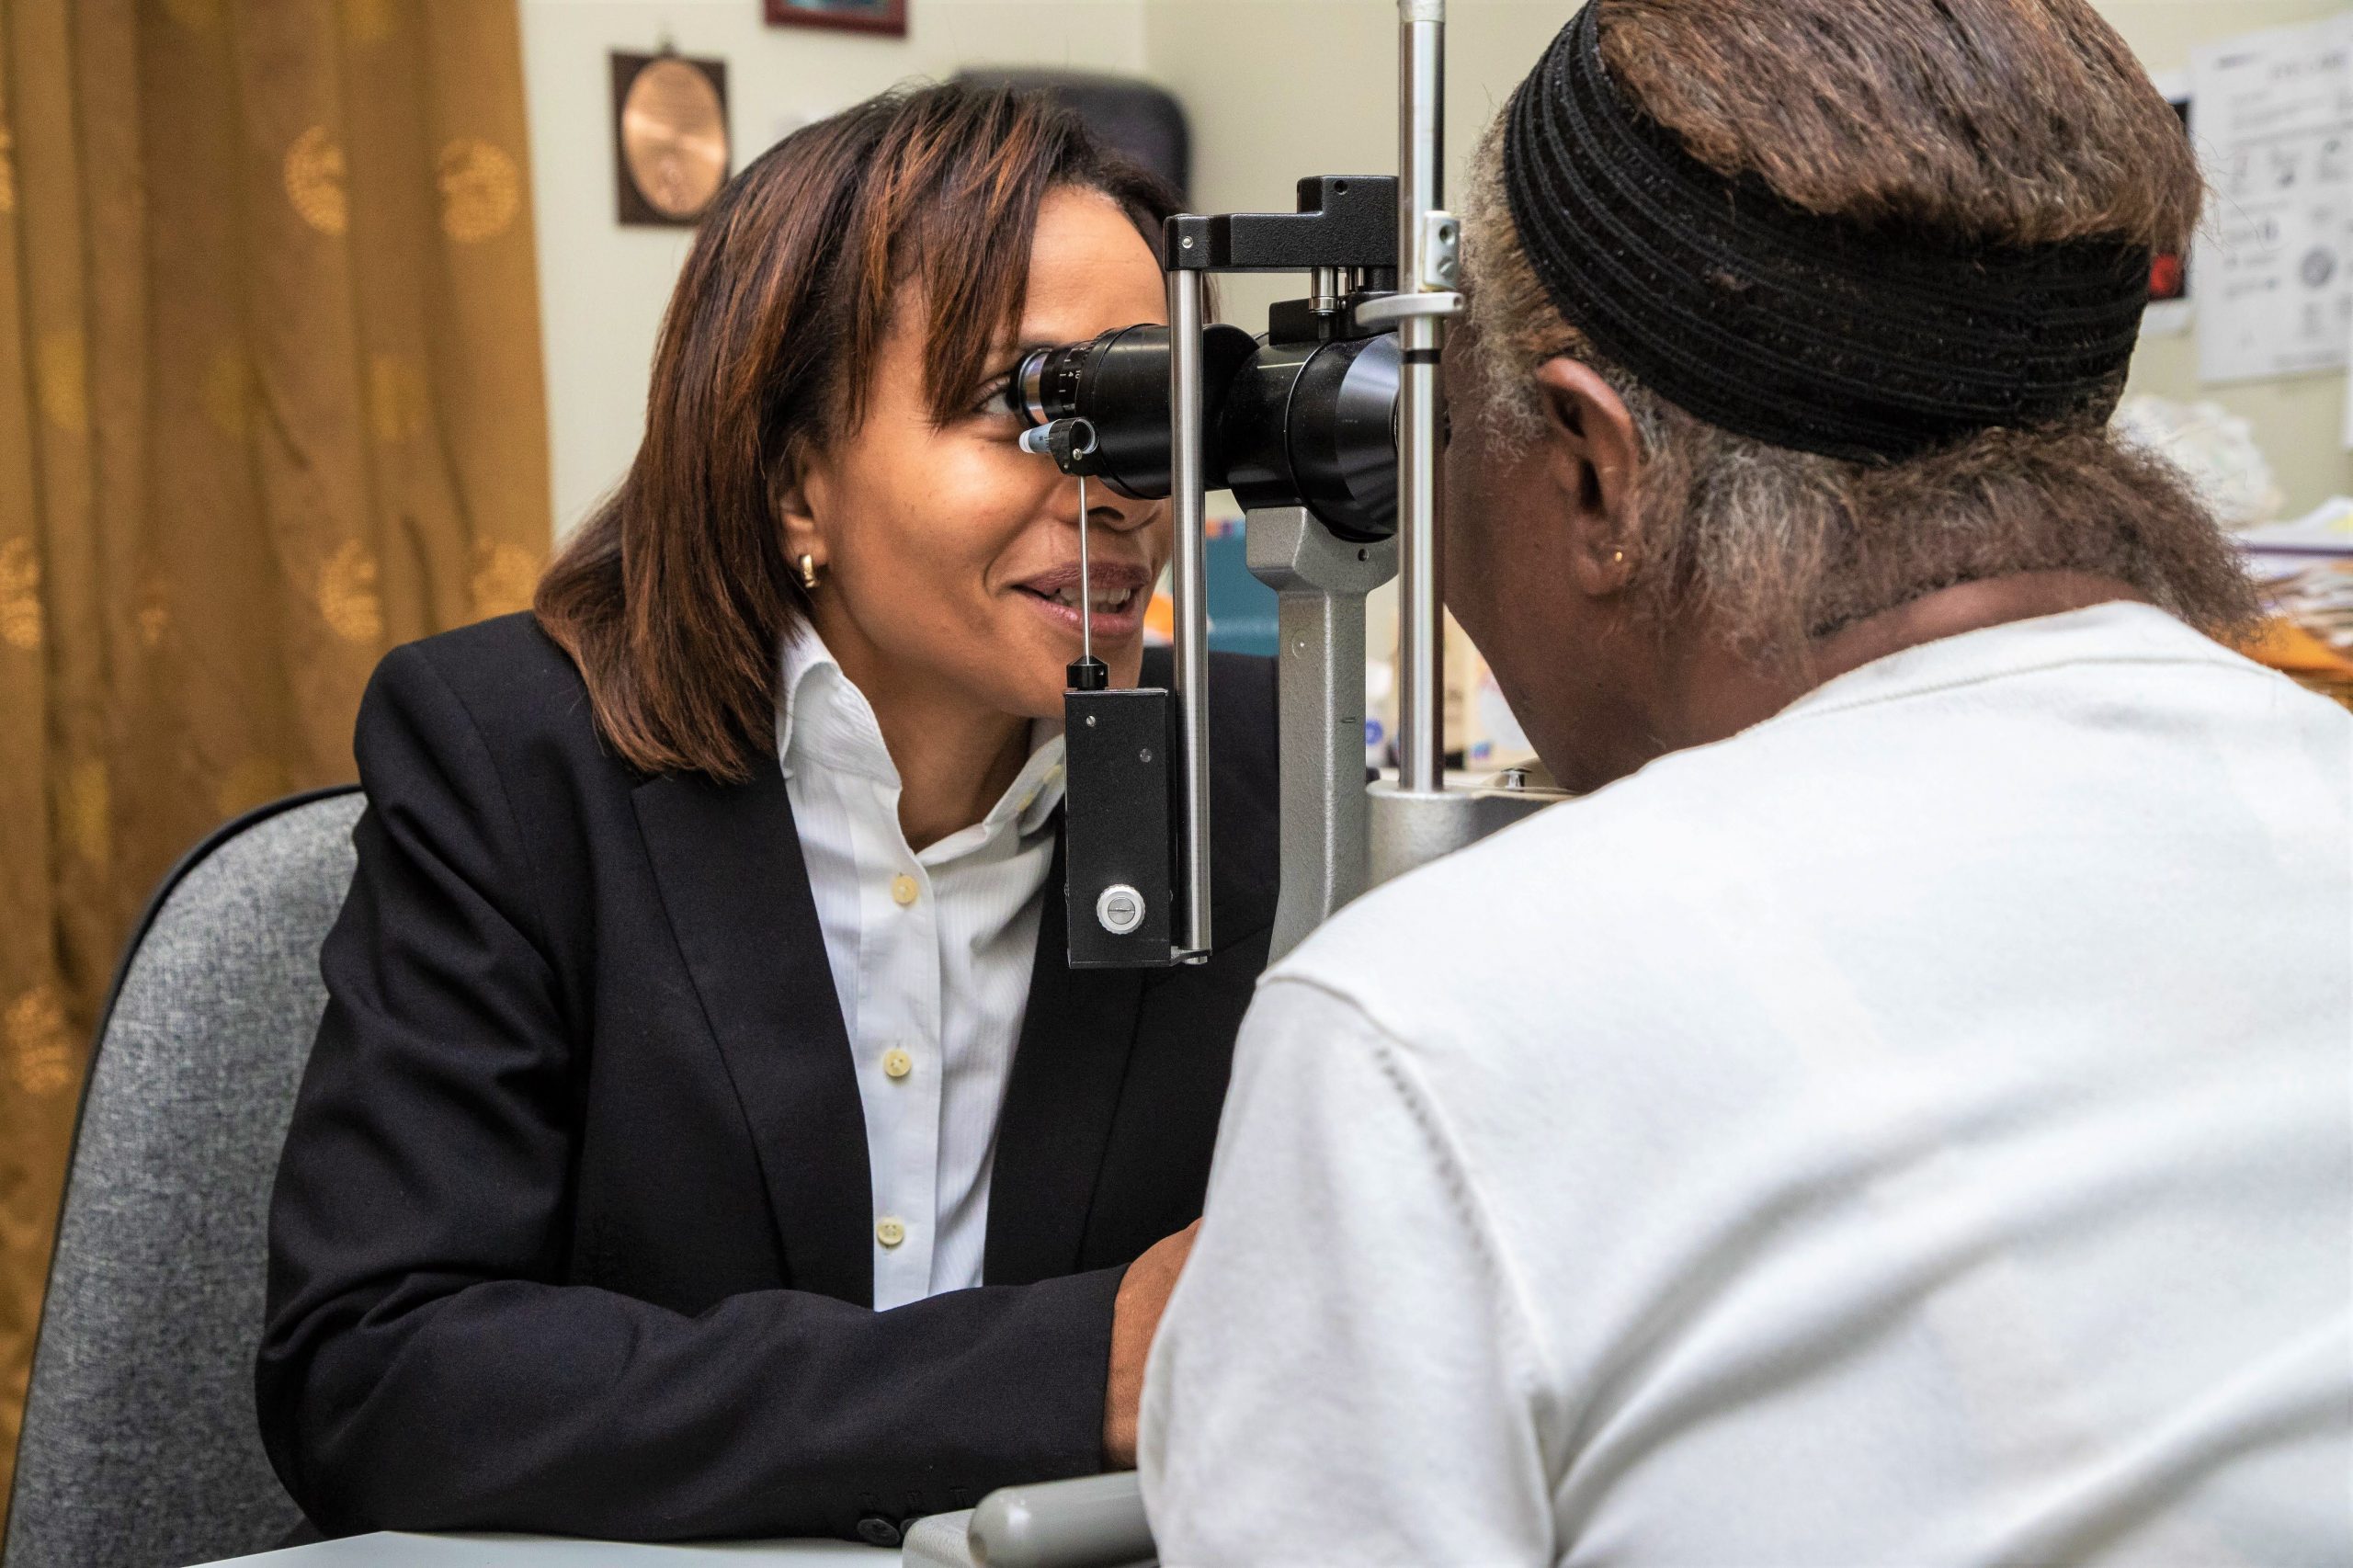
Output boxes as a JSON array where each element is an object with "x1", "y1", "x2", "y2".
[
  {"x1": 985, "y1": 826, "x2": 1149, "y2": 1286},
  {"x1": 631, "y1": 765, "x2": 874, "y2": 1307}
]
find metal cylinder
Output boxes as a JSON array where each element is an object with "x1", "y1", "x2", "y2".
[
  {"x1": 1166, "y1": 267, "x2": 1214, "y2": 960},
  {"x1": 1310, "y1": 266, "x2": 1343, "y2": 316},
  {"x1": 1395, "y1": 2, "x2": 1447, "y2": 791}
]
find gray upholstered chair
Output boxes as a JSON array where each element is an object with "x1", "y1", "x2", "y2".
[{"x1": 6, "y1": 788, "x2": 362, "y2": 1568}]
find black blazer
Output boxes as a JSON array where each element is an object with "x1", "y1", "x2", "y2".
[{"x1": 256, "y1": 613, "x2": 1279, "y2": 1544}]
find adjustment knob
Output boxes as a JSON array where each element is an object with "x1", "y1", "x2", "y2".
[{"x1": 1096, "y1": 884, "x2": 1146, "y2": 936}]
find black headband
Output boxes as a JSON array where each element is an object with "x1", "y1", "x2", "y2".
[{"x1": 1500, "y1": 7, "x2": 2153, "y2": 464}]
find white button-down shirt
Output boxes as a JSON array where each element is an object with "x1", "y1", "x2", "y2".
[{"x1": 777, "y1": 626, "x2": 1066, "y2": 1311}]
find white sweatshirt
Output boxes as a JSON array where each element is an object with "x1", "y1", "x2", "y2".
[{"x1": 1141, "y1": 604, "x2": 2353, "y2": 1568}]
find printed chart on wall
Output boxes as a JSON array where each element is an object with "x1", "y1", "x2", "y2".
[{"x1": 2190, "y1": 15, "x2": 2353, "y2": 388}]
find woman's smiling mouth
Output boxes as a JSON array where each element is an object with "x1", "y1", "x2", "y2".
[{"x1": 1014, "y1": 562, "x2": 1154, "y2": 639}]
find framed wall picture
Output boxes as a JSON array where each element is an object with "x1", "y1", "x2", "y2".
[
  {"x1": 765, "y1": 0, "x2": 908, "y2": 39},
  {"x1": 611, "y1": 51, "x2": 731, "y2": 227}
]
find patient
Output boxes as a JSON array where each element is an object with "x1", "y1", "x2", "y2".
[{"x1": 1141, "y1": 1, "x2": 2353, "y2": 1562}]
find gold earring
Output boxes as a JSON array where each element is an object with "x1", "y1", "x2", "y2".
[
  {"x1": 798, "y1": 553, "x2": 821, "y2": 592},
  {"x1": 1611, "y1": 550, "x2": 1627, "y2": 564}
]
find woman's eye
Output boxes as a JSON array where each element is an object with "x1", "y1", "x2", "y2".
[{"x1": 969, "y1": 378, "x2": 1017, "y2": 419}]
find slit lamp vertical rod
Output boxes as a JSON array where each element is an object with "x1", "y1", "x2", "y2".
[
  {"x1": 1396, "y1": 0, "x2": 1448, "y2": 793},
  {"x1": 1166, "y1": 267, "x2": 1213, "y2": 961}
]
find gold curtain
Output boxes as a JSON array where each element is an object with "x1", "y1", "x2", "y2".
[{"x1": 0, "y1": 0, "x2": 550, "y2": 1528}]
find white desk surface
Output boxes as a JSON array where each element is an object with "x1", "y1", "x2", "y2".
[{"x1": 197, "y1": 1533, "x2": 894, "y2": 1565}]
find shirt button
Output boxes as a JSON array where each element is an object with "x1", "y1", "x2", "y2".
[
  {"x1": 875, "y1": 1216, "x2": 907, "y2": 1248},
  {"x1": 890, "y1": 873, "x2": 919, "y2": 907},
  {"x1": 882, "y1": 1048, "x2": 913, "y2": 1080}
]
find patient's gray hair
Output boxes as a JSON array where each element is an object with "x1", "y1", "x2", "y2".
[{"x1": 1458, "y1": 0, "x2": 2256, "y2": 664}]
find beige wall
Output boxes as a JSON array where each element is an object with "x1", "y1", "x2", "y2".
[
  {"x1": 521, "y1": 0, "x2": 1149, "y2": 535},
  {"x1": 522, "y1": 0, "x2": 2353, "y2": 540},
  {"x1": 1145, "y1": 0, "x2": 2353, "y2": 518}
]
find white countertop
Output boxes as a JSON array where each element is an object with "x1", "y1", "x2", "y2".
[{"x1": 197, "y1": 1532, "x2": 895, "y2": 1565}]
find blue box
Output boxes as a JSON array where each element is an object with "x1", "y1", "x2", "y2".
[{"x1": 1204, "y1": 515, "x2": 1279, "y2": 657}]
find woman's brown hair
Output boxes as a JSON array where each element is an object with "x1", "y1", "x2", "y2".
[{"x1": 536, "y1": 84, "x2": 1178, "y2": 781}]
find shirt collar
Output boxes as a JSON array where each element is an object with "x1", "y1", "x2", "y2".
[
  {"x1": 1771, "y1": 601, "x2": 2223, "y2": 730},
  {"x1": 776, "y1": 622, "x2": 1066, "y2": 841},
  {"x1": 964, "y1": 729, "x2": 1067, "y2": 845},
  {"x1": 777, "y1": 621, "x2": 884, "y2": 780}
]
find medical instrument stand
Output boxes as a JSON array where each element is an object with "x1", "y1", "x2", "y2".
[{"x1": 930, "y1": 3, "x2": 1563, "y2": 1561}]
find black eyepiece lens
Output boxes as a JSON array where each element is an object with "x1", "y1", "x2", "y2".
[{"x1": 1018, "y1": 342, "x2": 1092, "y2": 427}]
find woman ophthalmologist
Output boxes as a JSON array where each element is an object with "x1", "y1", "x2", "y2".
[{"x1": 256, "y1": 85, "x2": 1278, "y2": 1546}]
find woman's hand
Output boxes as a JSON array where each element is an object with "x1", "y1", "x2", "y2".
[{"x1": 1103, "y1": 1219, "x2": 1201, "y2": 1467}]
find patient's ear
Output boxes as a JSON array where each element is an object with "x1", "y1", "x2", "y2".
[{"x1": 1532, "y1": 357, "x2": 1641, "y2": 597}]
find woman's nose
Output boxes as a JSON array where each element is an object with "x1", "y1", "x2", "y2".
[
  {"x1": 1091, "y1": 501, "x2": 1154, "y2": 537},
  {"x1": 1068, "y1": 478, "x2": 1154, "y2": 536}
]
